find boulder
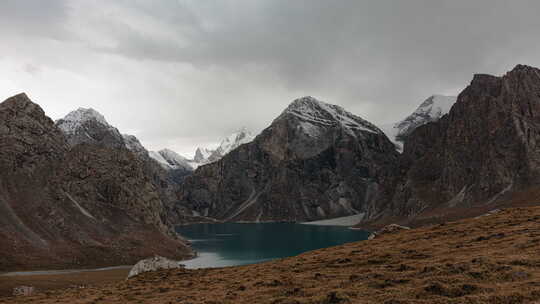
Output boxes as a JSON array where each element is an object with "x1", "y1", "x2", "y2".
[
  {"x1": 368, "y1": 224, "x2": 411, "y2": 240},
  {"x1": 13, "y1": 286, "x2": 35, "y2": 297},
  {"x1": 128, "y1": 256, "x2": 184, "y2": 279}
]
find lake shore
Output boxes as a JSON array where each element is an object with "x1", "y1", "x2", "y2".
[{"x1": 4, "y1": 206, "x2": 538, "y2": 303}]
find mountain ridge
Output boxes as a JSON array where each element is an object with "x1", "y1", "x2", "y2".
[{"x1": 176, "y1": 96, "x2": 399, "y2": 222}]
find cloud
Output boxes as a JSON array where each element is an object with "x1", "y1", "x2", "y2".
[{"x1": 2, "y1": 0, "x2": 540, "y2": 156}]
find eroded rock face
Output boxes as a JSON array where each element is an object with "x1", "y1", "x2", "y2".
[
  {"x1": 177, "y1": 96, "x2": 399, "y2": 222},
  {"x1": 0, "y1": 94, "x2": 192, "y2": 271},
  {"x1": 384, "y1": 65, "x2": 540, "y2": 219},
  {"x1": 127, "y1": 256, "x2": 184, "y2": 279}
]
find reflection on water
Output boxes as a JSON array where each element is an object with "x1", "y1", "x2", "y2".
[{"x1": 176, "y1": 222, "x2": 369, "y2": 269}]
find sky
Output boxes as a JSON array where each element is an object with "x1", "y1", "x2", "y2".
[{"x1": 2, "y1": 1, "x2": 540, "y2": 157}]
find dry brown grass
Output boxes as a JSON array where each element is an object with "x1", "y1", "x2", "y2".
[
  {"x1": 0, "y1": 268, "x2": 129, "y2": 298},
  {"x1": 2, "y1": 206, "x2": 540, "y2": 304}
]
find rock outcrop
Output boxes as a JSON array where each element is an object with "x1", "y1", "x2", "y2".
[
  {"x1": 177, "y1": 96, "x2": 399, "y2": 222},
  {"x1": 127, "y1": 256, "x2": 184, "y2": 279},
  {"x1": 0, "y1": 93, "x2": 192, "y2": 271},
  {"x1": 378, "y1": 65, "x2": 540, "y2": 222},
  {"x1": 367, "y1": 224, "x2": 410, "y2": 240}
]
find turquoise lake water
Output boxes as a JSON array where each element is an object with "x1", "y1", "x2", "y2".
[{"x1": 176, "y1": 222, "x2": 370, "y2": 269}]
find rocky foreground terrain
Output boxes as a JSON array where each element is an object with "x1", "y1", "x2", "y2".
[{"x1": 3, "y1": 206, "x2": 539, "y2": 303}]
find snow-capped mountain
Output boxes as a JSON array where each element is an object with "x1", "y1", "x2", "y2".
[
  {"x1": 280, "y1": 96, "x2": 383, "y2": 138},
  {"x1": 56, "y1": 108, "x2": 125, "y2": 149},
  {"x1": 56, "y1": 108, "x2": 109, "y2": 134},
  {"x1": 381, "y1": 95, "x2": 457, "y2": 151},
  {"x1": 191, "y1": 128, "x2": 255, "y2": 165},
  {"x1": 207, "y1": 127, "x2": 255, "y2": 162},
  {"x1": 177, "y1": 96, "x2": 398, "y2": 222},
  {"x1": 147, "y1": 129, "x2": 255, "y2": 172},
  {"x1": 150, "y1": 149, "x2": 197, "y2": 171},
  {"x1": 194, "y1": 147, "x2": 213, "y2": 163}
]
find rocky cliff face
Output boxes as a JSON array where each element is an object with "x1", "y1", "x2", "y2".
[
  {"x1": 177, "y1": 96, "x2": 399, "y2": 222},
  {"x1": 0, "y1": 94, "x2": 192, "y2": 271},
  {"x1": 379, "y1": 65, "x2": 540, "y2": 221}
]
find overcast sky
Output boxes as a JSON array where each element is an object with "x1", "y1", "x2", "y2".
[{"x1": 2, "y1": 1, "x2": 540, "y2": 156}]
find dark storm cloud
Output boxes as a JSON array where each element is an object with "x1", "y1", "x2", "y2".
[
  {"x1": 92, "y1": 1, "x2": 540, "y2": 118},
  {"x1": 3, "y1": 0, "x2": 540, "y2": 155}
]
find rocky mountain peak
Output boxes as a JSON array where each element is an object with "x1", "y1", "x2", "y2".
[
  {"x1": 0, "y1": 93, "x2": 49, "y2": 120},
  {"x1": 194, "y1": 147, "x2": 213, "y2": 163},
  {"x1": 508, "y1": 64, "x2": 540, "y2": 75},
  {"x1": 387, "y1": 64, "x2": 540, "y2": 225},
  {"x1": 279, "y1": 96, "x2": 382, "y2": 136},
  {"x1": 177, "y1": 96, "x2": 399, "y2": 222},
  {"x1": 391, "y1": 95, "x2": 456, "y2": 145},
  {"x1": 208, "y1": 127, "x2": 255, "y2": 162},
  {"x1": 56, "y1": 107, "x2": 125, "y2": 149},
  {"x1": 0, "y1": 94, "x2": 192, "y2": 270}
]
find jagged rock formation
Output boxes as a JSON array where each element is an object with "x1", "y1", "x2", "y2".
[
  {"x1": 381, "y1": 95, "x2": 456, "y2": 151},
  {"x1": 378, "y1": 65, "x2": 540, "y2": 222},
  {"x1": 148, "y1": 129, "x2": 255, "y2": 173},
  {"x1": 192, "y1": 128, "x2": 255, "y2": 165},
  {"x1": 177, "y1": 96, "x2": 399, "y2": 222},
  {"x1": 0, "y1": 94, "x2": 192, "y2": 271},
  {"x1": 207, "y1": 127, "x2": 254, "y2": 162}
]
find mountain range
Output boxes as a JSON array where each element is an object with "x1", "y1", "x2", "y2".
[
  {"x1": 0, "y1": 95, "x2": 192, "y2": 271},
  {"x1": 2, "y1": 64, "x2": 540, "y2": 270}
]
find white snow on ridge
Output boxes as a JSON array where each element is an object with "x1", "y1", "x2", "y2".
[
  {"x1": 193, "y1": 128, "x2": 255, "y2": 165},
  {"x1": 56, "y1": 108, "x2": 110, "y2": 135},
  {"x1": 159, "y1": 148, "x2": 197, "y2": 170},
  {"x1": 148, "y1": 151, "x2": 171, "y2": 168},
  {"x1": 281, "y1": 96, "x2": 382, "y2": 135},
  {"x1": 213, "y1": 127, "x2": 254, "y2": 158},
  {"x1": 194, "y1": 147, "x2": 213, "y2": 163},
  {"x1": 149, "y1": 149, "x2": 197, "y2": 170},
  {"x1": 382, "y1": 95, "x2": 457, "y2": 151}
]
